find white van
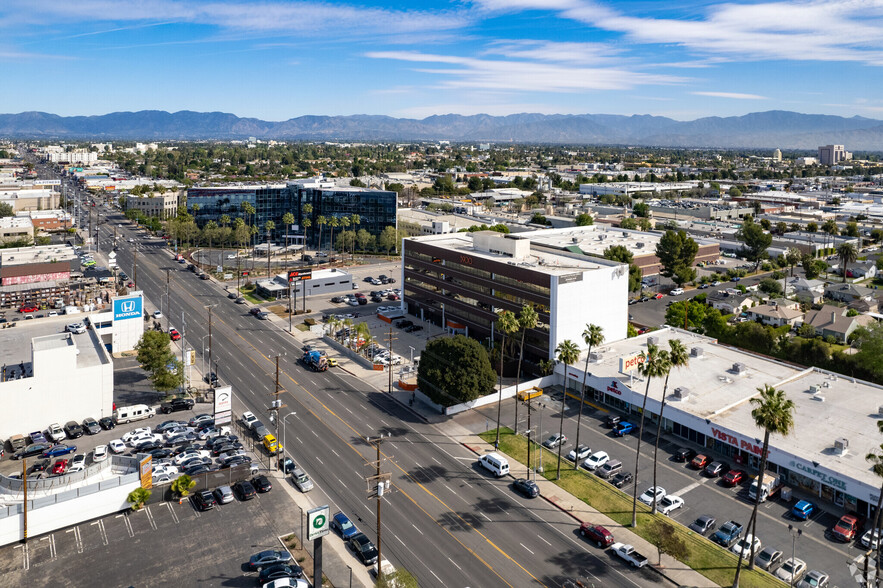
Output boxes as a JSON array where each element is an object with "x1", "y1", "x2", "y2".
[
  {"x1": 478, "y1": 452, "x2": 509, "y2": 477},
  {"x1": 113, "y1": 404, "x2": 156, "y2": 424}
]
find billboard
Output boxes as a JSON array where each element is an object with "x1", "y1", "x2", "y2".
[
  {"x1": 307, "y1": 505, "x2": 330, "y2": 541},
  {"x1": 214, "y1": 385, "x2": 232, "y2": 425},
  {"x1": 139, "y1": 455, "x2": 153, "y2": 489},
  {"x1": 113, "y1": 294, "x2": 143, "y2": 321},
  {"x1": 619, "y1": 352, "x2": 646, "y2": 373},
  {"x1": 288, "y1": 269, "x2": 312, "y2": 282}
]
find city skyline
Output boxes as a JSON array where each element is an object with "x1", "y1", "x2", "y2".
[{"x1": 1, "y1": 0, "x2": 881, "y2": 121}]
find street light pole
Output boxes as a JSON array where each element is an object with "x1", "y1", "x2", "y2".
[
  {"x1": 787, "y1": 524, "x2": 802, "y2": 588},
  {"x1": 281, "y1": 411, "x2": 297, "y2": 469}
]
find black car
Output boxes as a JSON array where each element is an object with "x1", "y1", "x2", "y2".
[
  {"x1": 212, "y1": 443, "x2": 243, "y2": 456},
  {"x1": 705, "y1": 461, "x2": 730, "y2": 477},
  {"x1": 258, "y1": 564, "x2": 304, "y2": 584},
  {"x1": 222, "y1": 455, "x2": 252, "y2": 468},
  {"x1": 227, "y1": 292, "x2": 237, "y2": 299},
  {"x1": 199, "y1": 273, "x2": 210, "y2": 280},
  {"x1": 371, "y1": 295, "x2": 383, "y2": 303},
  {"x1": 185, "y1": 465, "x2": 212, "y2": 476},
  {"x1": 30, "y1": 458, "x2": 50, "y2": 472},
  {"x1": 133, "y1": 440, "x2": 162, "y2": 452},
  {"x1": 331, "y1": 296, "x2": 345, "y2": 303},
  {"x1": 688, "y1": 515, "x2": 717, "y2": 536},
  {"x1": 12, "y1": 443, "x2": 51, "y2": 459},
  {"x1": 192, "y1": 489, "x2": 216, "y2": 511},
  {"x1": 252, "y1": 475, "x2": 272, "y2": 493},
  {"x1": 98, "y1": 417, "x2": 116, "y2": 430},
  {"x1": 610, "y1": 472, "x2": 633, "y2": 488},
  {"x1": 249, "y1": 307, "x2": 262, "y2": 316},
  {"x1": 64, "y1": 420, "x2": 84, "y2": 439},
  {"x1": 349, "y1": 533, "x2": 379, "y2": 566},
  {"x1": 674, "y1": 447, "x2": 697, "y2": 462},
  {"x1": 149, "y1": 448, "x2": 174, "y2": 460},
  {"x1": 513, "y1": 478, "x2": 540, "y2": 498},
  {"x1": 605, "y1": 414, "x2": 621, "y2": 428},
  {"x1": 160, "y1": 397, "x2": 195, "y2": 414},
  {"x1": 82, "y1": 418, "x2": 101, "y2": 435},
  {"x1": 363, "y1": 276, "x2": 373, "y2": 283},
  {"x1": 233, "y1": 480, "x2": 257, "y2": 501},
  {"x1": 206, "y1": 435, "x2": 239, "y2": 448},
  {"x1": 395, "y1": 320, "x2": 413, "y2": 329}
]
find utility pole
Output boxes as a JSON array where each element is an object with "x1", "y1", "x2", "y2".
[
  {"x1": 205, "y1": 305, "x2": 216, "y2": 385},
  {"x1": 271, "y1": 354, "x2": 285, "y2": 471},
  {"x1": 365, "y1": 434, "x2": 391, "y2": 583},
  {"x1": 133, "y1": 248, "x2": 138, "y2": 290},
  {"x1": 387, "y1": 326, "x2": 395, "y2": 394},
  {"x1": 21, "y1": 457, "x2": 28, "y2": 544},
  {"x1": 164, "y1": 268, "x2": 172, "y2": 331}
]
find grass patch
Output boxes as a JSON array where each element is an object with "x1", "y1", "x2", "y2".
[
  {"x1": 238, "y1": 288, "x2": 264, "y2": 304},
  {"x1": 480, "y1": 428, "x2": 784, "y2": 588},
  {"x1": 295, "y1": 323, "x2": 310, "y2": 332}
]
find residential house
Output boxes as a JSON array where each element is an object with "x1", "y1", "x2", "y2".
[
  {"x1": 802, "y1": 304, "x2": 876, "y2": 343},
  {"x1": 786, "y1": 277, "x2": 825, "y2": 305},
  {"x1": 825, "y1": 282, "x2": 879, "y2": 311},
  {"x1": 746, "y1": 301, "x2": 805, "y2": 327},
  {"x1": 846, "y1": 260, "x2": 878, "y2": 279},
  {"x1": 707, "y1": 290, "x2": 755, "y2": 315}
]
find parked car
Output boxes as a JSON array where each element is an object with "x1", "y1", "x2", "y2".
[
  {"x1": 249, "y1": 550, "x2": 292, "y2": 570},
  {"x1": 775, "y1": 558, "x2": 807, "y2": 584},
  {"x1": 349, "y1": 533, "x2": 379, "y2": 566},
  {"x1": 189, "y1": 414, "x2": 213, "y2": 427},
  {"x1": 712, "y1": 520, "x2": 744, "y2": 548},
  {"x1": 688, "y1": 515, "x2": 716, "y2": 536},
  {"x1": 292, "y1": 467, "x2": 314, "y2": 492},
  {"x1": 92, "y1": 445, "x2": 108, "y2": 462},
  {"x1": 81, "y1": 418, "x2": 101, "y2": 435},
  {"x1": 12, "y1": 443, "x2": 52, "y2": 459},
  {"x1": 258, "y1": 564, "x2": 304, "y2": 584},
  {"x1": 160, "y1": 397, "x2": 195, "y2": 414},
  {"x1": 252, "y1": 475, "x2": 272, "y2": 493},
  {"x1": 192, "y1": 489, "x2": 217, "y2": 511},
  {"x1": 791, "y1": 500, "x2": 815, "y2": 521},
  {"x1": 233, "y1": 480, "x2": 258, "y2": 501},
  {"x1": 51, "y1": 459, "x2": 69, "y2": 475},
  {"x1": 658, "y1": 495, "x2": 685, "y2": 515},
  {"x1": 605, "y1": 414, "x2": 621, "y2": 428},
  {"x1": 674, "y1": 447, "x2": 696, "y2": 462},
  {"x1": 861, "y1": 528, "x2": 882, "y2": 549},
  {"x1": 732, "y1": 534, "x2": 761, "y2": 560},
  {"x1": 108, "y1": 439, "x2": 126, "y2": 453},
  {"x1": 213, "y1": 485, "x2": 234, "y2": 504},
  {"x1": 566, "y1": 445, "x2": 591, "y2": 462},
  {"x1": 831, "y1": 513, "x2": 865, "y2": 542},
  {"x1": 690, "y1": 454, "x2": 710, "y2": 469},
  {"x1": 613, "y1": 422, "x2": 635, "y2": 437},
  {"x1": 169, "y1": 328, "x2": 181, "y2": 341},
  {"x1": 705, "y1": 461, "x2": 729, "y2": 477},
  {"x1": 797, "y1": 570, "x2": 829, "y2": 588},
  {"x1": 331, "y1": 512, "x2": 360, "y2": 539},
  {"x1": 638, "y1": 486, "x2": 666, "y2": 505},
  {"x1": 610, "y1": 472, "x2": 633, "y2": 488},
  {"x1": 583, "y1": 451, "x2": 610, "y2": 471},
  {"x1": 513, "y1": 478, "x2": 539, "y2": 498},
  {"x1": 43, "y1": 444, "x2": 77, "y2": 458},
  {"x1": 29, "y1": 431, "x2": 48, "y2": 444},
  {"x1": 46, "y1": 423, "x2": 66, "y2": 443},
  {"x1": 722, "y1": 469, "x2": 746, "y2": 486},
  {"x1": 542, "y1": 434, "x2": 567, "y2": 449},
  {"x1": 98, "y1": 417, "x2": 115, "y2": 430},
  {"x1": 755, "y1": 546, "x2": 784, "y2": 571},
  {"x1": 579, "y1": 523, "x2": 614, "y2": 548}
]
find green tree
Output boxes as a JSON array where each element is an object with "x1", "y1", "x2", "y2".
[
  {"x1": 316, "y1": 215, "x2": 326, "y2": 249},
  {"x1": 417, "y1": 335, "x2": 495, "y2": 407},
  {"x1": 733, "y1": 385, "x2": 795, "y2": 585},
  {"x1": 822, "y1": 219, "x2": 839, "y2": 236},
  {"x1": 574, "y1": 325, "x2": 604, "y2": 469},
  {"x1": 467, "y1": 176, "x2": 483, "y2": 191},
  {"x1": 574, "y1": 213, "x2": 594, "y2": 226},
  {"x1": 702, "y1": 308, "x2": 730, "y2": 338},
  {"x1": 554, "y1": 340, "x2": 580, "y2": 479},
  {"x1": 135, "y1": 330, "x2": 176, "y2": 374},
  {"x1": 728, "y1": 187, "x2": 742, "y2": 197},
  {"x1": 632, "y1": 201, "x2": 650, "y2": 218},
  {"x1": 171, "y1": 474, "x2": 196, "y2": 498},
  {"x1": 632, "y1": 344, "x2": 671, "y2": 525},
  {"x1": 736, "y1": 218, "x2": 773, "y2": 272},
  {"x1": 852, "y1": 323, "x2": 883, "y2": 383},
  {"x1": 758, "y1": 278, "x2": 783, "y2": 296},
  {"x1": 152, "y1": 360, "x2": 184, "y2": 393},
  {"x1": 620, "y1": 217, "x2": 638, "y2": 230},
  {"x1": 203, "y1": 220, "x2": 218, "y2": 249},
  {"x1": 649, "y1": 518, "x2": 689, "y2": 566},
  {"x1": 651, "y1": 340, "x2": 688, "y2": 513},
  {"x1": 127, "y1": 488, "x2": 151, "y2": 511},
  {"x1": 0, "y1": 203, "x2": 14, "y2": 217},
  {"x1": 655, "y1": 230, "x2": 698, "y2": 287},
  {"x1": 837, "y1": 242, "x2": 858, "y2": 283},
  {"x1": 844, "y1": 221, "x2": 860, "y2": 238},
  {"x1": 665, "y1": 300, "x2": 707, "y2": 330},
  {"x1": 494, "y1": 310, "x2": 519, "y2": 449},
  {"x1": 378, "y1": 225, "x2": 398, "y2": 257},
  {"x1": 806, "y1": 221, "x2": 818, "y2": 233}
]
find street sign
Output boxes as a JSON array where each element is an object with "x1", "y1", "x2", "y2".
[
  {"x1": 288, "y1": 269, "x2": 312, "y2": 282},
  {"x1": 307, "y1": 505, "x2": 330, "y2": 541}
]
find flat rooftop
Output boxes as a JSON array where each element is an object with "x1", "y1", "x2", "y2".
[
  {"x1": 0, "y1": 314, "x2": 109, "y2": 373},
  {"x1": 524, "y1": 225, "x2": 717, "y2": 258},
  {"x1": 0, "y1": 244, "x2": 78, "y2": 266}
]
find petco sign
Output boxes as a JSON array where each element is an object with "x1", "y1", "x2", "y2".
[
  {"x1": 113, "y1": 295, "x2": 143, "y2": 321},
  {"x1": 619, "y1": 353, "x2": 645, "y2": 373}
]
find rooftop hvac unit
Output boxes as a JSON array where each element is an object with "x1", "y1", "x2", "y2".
[
  {"x1": 590, "y1": 352, "x2": 604, "y2": 362},
  {"x1": 673, "y1": 387, "x2": 690, "y2": 400},
  {"x1": 635, "y1": 242, "x2": 644, "y2": 248},
  {"x1": 835, "y1": 438, "x2": 849, "y2": 454},
  {"x1": 691, "y1": 347, "x2": 704, "y2": 357},
  {"x1": 823, "y1": 381, "x2": 830, "y2": 388},
  {"x1": 647, "y1": 336, "x2": 659, "y2": 347},
  {"x1": 732, "y1": 362, "x2": 747, "y2": 375},
  {"x1": 622, "y1": 232, "x2": 629, "y2": 237},
  {"x1": 809, "y1": 384, "x2": 821, "y2": 394},
  {"x1": 878, "y1": 405, "x2": 883, "y2": 416},
  {"x1": 572, "y1": 237, "x2": 579, "y2": 243}
]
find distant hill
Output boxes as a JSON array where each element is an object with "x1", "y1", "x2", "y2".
[{"x1": 2, "y1": 109, "x2": 882, "y2": 150}]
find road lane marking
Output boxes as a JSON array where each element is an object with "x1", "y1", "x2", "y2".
[
  {"x1": 520, "y1": 543, "x2": 535, "y2": 555},
  {"x1": 481, "y1": 513, "x2": 492, "y2": 522},
  {"x1": 411, "y1": 523, "x2": 424, "y2": 535},
  {"x1": 538, "y1": 535, "x2": 552, "y2": 547},
  {"x1": 673, "y1": 480, "x2": 705, "y2": 495},
  {"x1": 448, "y1": 557, "x2": 462, "y2": 571}
]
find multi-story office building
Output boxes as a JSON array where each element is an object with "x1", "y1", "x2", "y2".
[
  {"x1": 125, "y1": 192, "x2": 180, "y2": 219},
  {"x1": 402, "y1": 230, "x2": 628, "y2": 366},
  {"x1": 818, "y1": 145, "x2": 851, "y2": 166},
  {"x1": 185, "y1": 180, "x2": 396, "y2": 246}
]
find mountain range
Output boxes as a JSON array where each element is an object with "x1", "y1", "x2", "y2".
[{"x1": 2, "y1": 110, "x2": 883, "y2": 150}]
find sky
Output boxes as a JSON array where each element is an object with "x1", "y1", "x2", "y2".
[{"x1": 1, "y1": 0, "x2": 882, "y2": 121}]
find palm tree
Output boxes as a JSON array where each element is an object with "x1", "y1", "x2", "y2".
[
  {"x1": 302, "y1": 218, "x2": 312, "y2": 259},
  {"x1": 631, "y1": 344, "x2": 671, "y2": 527},
  {"x1": 733, "y1": 385, "x2": 795, "y2": 586},
  {"x1": 837, "y1": 242, "x2": 858, "y2": 283},
  {"x1": 513, "y1": 305, "x2": 539, "y2": 443},
  {"x1": 574, "y1": 324, "x2": 604, "y2": 469},
  {"x1": 282, "y1": 212, "x2": 295, "y2": 262},
  {"x1": 302, "y1": 203, "x2": 313, "y2": 254},
  {"x1": 494, "y1": 310, "x2": 519, "y2": 449},
  {"x1": 651, "y1": 339, "x2": 688, "y2": 513},
  {"x1": 350, "y1": 214, "x2": 361, "y2": 259},
  {"x1": 554, "y1": 339, "x2": 580, "y2": 480},
  {"x1": 328, "y1": 217, "x2": 340, "y2": 257},
  {"x1": 864, "y1": 434, "x2": 883, "y2": 587},
  {"x1": 340, "y1": 216, "x2": 351, "y2": 255},
  {"x1": 264, "y1": 220, "x2": 276, "y2": 277},
  {"x1": 219, "y1": 214, "x2": 230, "y2": 228}
]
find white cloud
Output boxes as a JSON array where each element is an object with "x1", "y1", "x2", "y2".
[
  {"x1": 482, "y1": 39, "x2": 625, "y2": 65},
  {"x1": 693, "y1": 91, "x2": 768, "y2": 100}
]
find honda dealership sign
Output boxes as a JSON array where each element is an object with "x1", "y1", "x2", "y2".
[
  {"x1": 113, "y1": 295, "x2": 142, "y2": 321},
  {"x1": 112, "y1": 292, "x2": 145, "y2": 353}
]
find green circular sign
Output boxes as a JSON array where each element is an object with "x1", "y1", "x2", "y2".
[{"x1": 313, "y1": 514, "x2": 326, "y2": 529}]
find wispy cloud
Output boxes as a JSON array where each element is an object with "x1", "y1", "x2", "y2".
[{"x1": 693, "y1": 91, "x2": 768, "y2": 100}]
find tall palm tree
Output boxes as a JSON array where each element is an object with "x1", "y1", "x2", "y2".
[
  {"x1": 733, "y1": 385, "x2": 795, "y2": 587},
  {"x1": 316, "y1": 215, "x2": 326, "y2": 252},
  {"x1": 837, "y1": 242, "x2": 858, "y2": 283},
  {"x1": 651, "y1": 339, "x2": 688, "y2": 513},
  {"x1": 219, "y1": 214, "x2": 230, "y2": 228},
  {"x1": 302, "y1": 203, "x2": 313, "y2": 255},
  {"x1": 350, "y1": 214, "x2": 361, "y2": 260},
  {"x1": 282, "y1": 212, "x2": 295, "y2": 262},
  {"x1": 302, "y1": 218, "x2": 312, "y2": 259},
  {"x1": 574, "y1": 324, "x2": 604, "y2": 469},
  {"x1": 631, "y1": 344, "x2": 671, "y2": 527},
  {"x1": 340, "y1": 216, "x2": 351, "y2": 254},
  {"x1": 530, "y1": 356, "x2": 554, "y2": 467},
  {"x1": 554, "y1": 339, "x2": 580, "y2": 480},
  {"x1": 494, "y1": 310, "x2": 519, "y2": 449},
  {"x1": 863, "y1": 434, "x2": 883, "y2": 587},
  {"x1": 328, "y1": 217, "x2": 340, "y2": 256},
  {"x1": 264, "y1": 221, "x2": 275, "y2": 278},
  {"x1": 514, "y1": 305, "x2": 539, "y2": 444}
]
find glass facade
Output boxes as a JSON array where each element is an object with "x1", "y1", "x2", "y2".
[{"x1": 297, "y1": 187, "x2": 397, "y2": 248}]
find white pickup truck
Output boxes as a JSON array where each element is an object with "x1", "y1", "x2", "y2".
[
  {"x1": 611, "y1": 542, "x2": 649, "y2": 568},
  {"x1": 241, "y1": 411, "x2": 258, "y2": 430}
]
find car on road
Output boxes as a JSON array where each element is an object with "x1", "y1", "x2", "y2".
[
  {"x1": 168, "y1": 328, "x2": 181, "y2": 341},
  {"x1": 791, "y1": 500, "x2": 815, "y2": 521},
  {"x1": 658, "y1": 495, "x2": 684, "y2": 515},
  {"x1": 82, "y1": 417, "x2": 101, "y2": 435},
  {"x1": 192, "y1": 489, "x2": 216, "y2": 511},
  {"x1": 652, "y1": 293, "x2": 664, "y2": 299},
  {"x1": 566, "y1": 445, "x2": 591, "y2": 462},
  {"x1": 513, "y1": 478, "x2": 540, "y2": 498},
  {"x1": 43, "y1": 444, "x2": 77, "y2": 458},
  {"x1": 542, "y1": 434, "x2": 567, "y2": 449},
  {"x1": 579, "y1": 523, "x2": 614, "y2": 548},
  {"x1": 732, "y1": 534, "x2": 761, "y2": 559},
  {"x1": 775, "y1": 558, "x2": 807, "y2": 584},
  {"x1": 92, "y1": 444, "x2": 108, "y2": 462},
  {"x1": 688, "y1": 515, "x2": 716, "y2": 536},
  {"x1": 755, "y1": 546, "x2": 784, "y2": 571},
  {"x1": 331, "y1": 512, "x2": 360, "y2": 539},
  {"x1": 610, "y1": 472, "x2": 633, "y2": 488},
  {"x1": 12, "y1": 443, "x2": 51, "y2": 459},
  {"x1": 249, "y1": 549, "x2": 292, "y2": 570},
  {"x1": 722, "y1": 469, "x2": 746, "y2": 486},
  {"x1": 704, "y1": 461, "x2": 729, "y2": 477},
  {"x1": 638, "y1": 486, "x2": 666, "y2": 506},
  {"x1": 583, "y1": 451, "x2": 609, "y2": 471},
  {"x1": 349, "y1": 533, "x2": 379, "y2": 566},
  {"x1": 797, "y1": 570, "x2": 829, "y2": 588},
  {"x1": 670, "y1": 288, "x2": 684, "y2": 296},
  {"x1": 258, "y1": 564, "x2": 304, "y2": 584},
  {"x1": 613, "y1": 422, "x2": 635, "y2": 437},
  {"x1": 292, "y1": 467, "x2": 314, "y2": 492},
  {"x1": 233, "y1": 480, "x2": 257, "y2": 501},
  {"x1": 235, "y1": 297, "x2": 246, "y2": 304}
]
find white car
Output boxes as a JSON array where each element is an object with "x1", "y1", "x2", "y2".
[
  {"x1": 68, "y1": 453, "x2": 87, "y2": 473},
  {"x1": 153, "y1": 310, "x2": 163, "y2": 319},
  {"x1": 732, "y1": 534, "x2": 761, "y2": 559},
  {"x1": 153, "y1": 464, "x2": 179, "y2": 477},
  {"x1": 292, "y1": 467, "x2": 314, "y2": 492},
  {"x1": 583, "y1": 451, "x2": 610, "y2": 471},
  {"x1": 658, "y1": 495, "x2": 685, "y2": 515},
  {"x1": 163, "y1": 426, "x2": 193, "y2": 439},
  {"x1": 108, "y1": 439, "x2": 126, "y2": 454},
  {"x1": 567, "y1": 445, "x2": 591, "y2": 462},
  {"x1": 48, "y1": 311, "x2": 58, "y2": 317},
  {"x1": 226, "y1": 254, "x2": 236, "y2": 259},
  {"x1": 861, "y1": 528, "x2": 882, "y2": 549},
  {"x1": 93, "y1": 445, "x2": 108, "y2": 462},
  {"x1": 125, "y1": 432, "x2": 157, "y2": 446},
  {"x1": 775, "y1": 558, "x2": 807, "y2": 584},
  {"x1": 46, "y1": 423, "x2": 66, "y2": 443},
  {"x1": 153, "y1": 473, "x2": 172, "y2": 485},
  {"x1": 68, "y1": 322, "x2": 86, "y2": 335},
  {"x1": 173, "y1": 450, "x2": 208, "y2": 465},
  {"x1": 122, "y1": 427, "x2": 152, "y2": 443},
  {"x1": 670, "y1": 288, "x2": 684, "y2": 296},
  {"x1": 638, "y1": 486, "x2": 666, "y2": 505}
]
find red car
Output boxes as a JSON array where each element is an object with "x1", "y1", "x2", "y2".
[
  {"x1": 832, "y1": 514, "x2": 865, "y2": 542},
  {"x1": 127, "y1": 282, "x2": 135, "y2": 288},
  {"x1": 387, "y1": 293, "x2": 400, "y2": 301},
  {"x1": 691, "y1": 454, "x2": 710, "y2": 469},
  {"x1": 169, "y1": 328, "x2": 181, "y2": 341},
  {"x1": 652, "y1": 293, "x2": 664, "y2": 300},
  {"x1": 51, "y1": 459, "x2": 69, "y2": 475},
  {"x1": 19, "y1": 304, "x2": 39, "y2": 313},
  {"x1": 722, "y1": 469, "x2": 746, "y2": 486},
  {"x1": 580, "y1": 523, "x2": 614, "y2": 548}
]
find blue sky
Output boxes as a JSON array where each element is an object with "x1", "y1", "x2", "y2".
[{"x1": 1, "y1": 0, "x2": 881, "y2": 121}]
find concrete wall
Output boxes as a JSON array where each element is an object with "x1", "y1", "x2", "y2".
[{"x1": 443, "y1": 375, "x2": 558, "y2": 416}]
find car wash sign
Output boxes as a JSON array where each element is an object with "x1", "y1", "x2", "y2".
[{"x1": 113, "y1": 293, "x2": 143, "y2": 321}]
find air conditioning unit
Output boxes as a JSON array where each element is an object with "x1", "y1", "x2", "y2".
[
  {"x1": 809, "y1": 384, "x2": 821, "y2": 394},
  {"x1": 673, "y1": 387, "x2": 690, "y2": 400},
  {"x1": 691, "y1": 347, "x2": 704, "y2": 358},
  {"x1": 590, "y1": 352, "x2": 604, "y2": 362},
  {"x1": 647, "y1": 336, "x2": 659, "y2": 347},
  {"x1": 732, "y1": 363, "x2": 747, "y2": 375},
  {"x1": 835, "y1": 437, "x2": 849, "y2": 455},
  {"x1": 878, "y1": 405, "x2": 883, "y2": 417}
]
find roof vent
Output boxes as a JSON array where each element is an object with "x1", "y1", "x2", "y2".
[
  {"x1": 878, "y1": 405, "x2": 883, "y2": 417},
  {"x1": 647, "y1": 336, "x2": 659, "y2": 347},
  {"x1": 691, "y1": 347, "x2": 704, "y2": 357},
  {"x1": 834, "y1": 437, "x2": 849, "y2": 455},
  {"x1": 572, "y1": 237, "x2": 579, "y2": 243},
  {"x1": 673, "y1": 386, "x2": 690, "y2": 400},
  {"x1": 732, "y1": 362, "x2": 748, "y2": 375},
  {"x1": 810, "y1": 384, "x2": 821, "y2": 394},
  {"x1": 590, "y1": 352, "x2": 604, "y2": 362}
]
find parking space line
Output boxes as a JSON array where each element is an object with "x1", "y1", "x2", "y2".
[
  {"x1": 145, "y1": 506, "x2": 157, "y2": 530},
  {"x1": 49, "y1": 533, "x2": 56, "y2": 559},
  {"x1": 73, "y1": 526, "x2": 83, "y2": 553},
  {"x1": 123, "y1": 514, "x2": 134, "y2": 536},
  {"x1": 14, "y1": 543, "x2": 28, "y2": 571},
  {"x1": 94, "y1": 520, "x2": 107, "y2": 545},
  {"x1": 165, "y1": 502, "x2": 179, "y2": 524}
]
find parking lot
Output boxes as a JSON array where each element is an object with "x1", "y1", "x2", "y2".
[{"x1": 0, "y1": 472, "x2": 300, "y2": 586}]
